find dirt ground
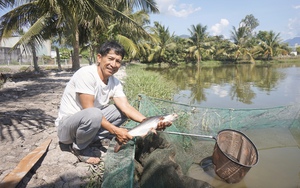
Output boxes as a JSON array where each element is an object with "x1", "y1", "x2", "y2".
[{"x1": 0, "y1": 65, "x2": 126, "y2": 188}]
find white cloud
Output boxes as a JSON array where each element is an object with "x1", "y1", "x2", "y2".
[
  {"x1": 210, "y1": 19, "x2": 229, "y2": 36},
  {"x1": 155, "y1": 0, "x2": 201, "y2": 18},
  {"x1": 293, "y1": 5, "x2": 300, "y2": 9},
  {"x1": 168, "y1": 4, "x2": 201, "y2": 18},
  {"x1": 155, "y1": 0, "x2": 177, "y2": 11},
  {"x1": 287, "y1": 17, "x2": 300, "y2": 37}
]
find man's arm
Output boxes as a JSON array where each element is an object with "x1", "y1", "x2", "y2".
[
  {"x1": 114, "y1": 96, "x2": 173, "y2": 130},
  {"x1": 79, "y1": 93, "x2": 94, "y2": 108},
  {"x1": 78, "y1": 93, "x2": 132, "y2": 143},
  {"x1": 113, "y1": 96, "x2": 146, "y2": 123}
]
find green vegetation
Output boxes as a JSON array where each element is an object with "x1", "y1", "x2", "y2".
[
  {"x1": 123, "y1": 64, "x2": 177, "y2": 102},
  {"x1": 0, "y1": 67, "x2": 12, "y2": 72},
  {"x1": 296, "y1": 46, "x2": 300, "y2": 54},
  {"x1": 0, "y1": 0, "x2": 159, "y2": 71},
  {"x1": 256, "y1": 56, "x2": 300, "y2": 64},
  {"x1": 0, "y1": 2, "x2": 296, "y2": 73}
]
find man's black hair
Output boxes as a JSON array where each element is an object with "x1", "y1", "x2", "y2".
[{"x1": 98, "y1": 41, "x2": 125, "y2": 58}]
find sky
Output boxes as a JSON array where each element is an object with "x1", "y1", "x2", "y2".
[
  {"x1": 149, "y1": 0, "x2": 300, "y2": 41},
  {"x1": 0, "y1": 1, "x2": 299, "y2": 41}
]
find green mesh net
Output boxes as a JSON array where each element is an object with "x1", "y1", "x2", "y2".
[{"x1": 102, "y1": 94, "x2": 300, "y2": 188}]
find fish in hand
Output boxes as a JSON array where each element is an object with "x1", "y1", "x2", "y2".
[{"x1": 114, "y1": 113, "x2": 178, "y2": 152}]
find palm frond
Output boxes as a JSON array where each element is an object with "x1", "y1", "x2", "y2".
[{"x1": 116, "y1": 34, "x2": 139, "y2": 57}]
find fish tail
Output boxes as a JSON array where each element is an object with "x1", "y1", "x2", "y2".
[{"x1": 114, "y1": 141, "x2": 122, "y2": 153}]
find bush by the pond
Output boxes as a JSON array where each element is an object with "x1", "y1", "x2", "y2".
[{"x1": 124, "y1": 63, "x2": 177, "y2": 102}]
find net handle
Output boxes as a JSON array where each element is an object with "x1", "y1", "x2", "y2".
[{"x1": 162, "y1": 131, "x2": 216, "y2": 140}]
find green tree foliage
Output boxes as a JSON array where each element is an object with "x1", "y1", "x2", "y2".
[
  {"x1": 296, "y1": 46, "x2": 300, "y2": 55},
  {"x1": 0, "y1": 6, "x2": 293, "y2": 68},
  {"x1": 0, "y1": 0, "x2": 159, "y2": 71},
  {"x1": 187, "y1": 24, "x2": 208, "y2": 63},
  {"x1": 230, "y1": 26, "x2": 255, "y2": 62},
  {"x1": 240, "y1": 14, "x2": 259, "y2": 37},
  {"x1": 257, "y1": 30, "x2": 282, "y2": 60},
  {"x1": 208, "y1": 35, "x2": 232, "y2": 61},
  {"x1": 146, "y1": 22, "x2": 177, "y2": 64}
]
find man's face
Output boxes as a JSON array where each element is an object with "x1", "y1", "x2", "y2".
[{"x1": 97, "y1": 50, "x2": 122, "y2": 78}]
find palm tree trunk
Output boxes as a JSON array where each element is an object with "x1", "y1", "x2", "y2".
[
  {"x1": 72, "y1": 29, "x2": 80, "y2": 71},
  {"x1": 89, "y1": 46, "x2": 94, "y2": 65},
  {"x1": 31, "y1": 43, "x2": 40, "y2": 72},
  {"x1": 197, "y1": 49, "x2": 202, "y2": 63},
  {"x1": 56, "y1": 47, "x2": 62, "y2": 71},
  {"x1": 235, "y1": 52, "x2": 240, "y2": 62}
]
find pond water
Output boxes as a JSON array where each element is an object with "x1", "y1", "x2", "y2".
[
  {"x1": 146, "y1": 63, "x2": 300, "y2": 108},
  {"x1": 146, "y1": 63, "x2": 300, "y2": 188},
  {"x1": 186, "y1": 128, "x2": 300, "y2": 188}
]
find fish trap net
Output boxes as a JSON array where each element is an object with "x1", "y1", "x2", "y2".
[{"x1": 102, "y1": 94, "x2": 300, "y2": 187}]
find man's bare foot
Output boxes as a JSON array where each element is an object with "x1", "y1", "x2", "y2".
[
  {"x1": 79, "y1": 156, "x2": 101, "y2": 165},
  {"x1": 69, "y1": 146, "x2": 101, "y2": 165}
]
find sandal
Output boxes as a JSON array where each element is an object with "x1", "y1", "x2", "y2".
[
  {"x1": 69, "y1": 145, "x2": 101, "y2": 165},
  {"x1": 90, "y1": 139, "x2": 111, "y2": 156}
]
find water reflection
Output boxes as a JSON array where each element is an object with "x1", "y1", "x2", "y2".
[{"x1": 146, "y1": 63, "x2": 300, "y2": 108}]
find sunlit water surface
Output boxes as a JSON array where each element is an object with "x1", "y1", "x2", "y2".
[
  {"x1": 186, "y1": 128, "x2": 300, "y2": 188},
  {"x1": 170, "y1": 64, "x2": 300, "y2": 108},
  {"x1": 147, "y1": 63, "x2": 300, "y2": 187}
]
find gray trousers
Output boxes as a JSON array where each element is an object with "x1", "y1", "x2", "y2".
[{"x1": 57, "y1": 105, "x2": 128, "y2": 150}]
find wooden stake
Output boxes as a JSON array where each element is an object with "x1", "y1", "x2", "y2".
[{"x1": 0, "y1": 139, "x2": 52, "y2": 188}]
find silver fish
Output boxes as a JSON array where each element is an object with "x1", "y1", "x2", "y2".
[{"x1": 114, "y1": 113, "x2": 178, "y2": 152}]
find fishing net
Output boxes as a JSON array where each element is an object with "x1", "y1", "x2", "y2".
[{"x1": 102, "y1": 94, "x2": 300, "y2": 188}]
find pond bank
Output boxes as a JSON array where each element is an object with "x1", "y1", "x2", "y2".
[{"x1": 0, "y1": 65, "x2": 127, "y2": 187}]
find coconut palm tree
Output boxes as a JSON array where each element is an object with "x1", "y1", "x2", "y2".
[
  {"x1": 79, "y1": 2, "x2": 156, "y2": 64},
  {"x1": 187, "y1": 24, "x2": 208, "y2": 63},
  {"x1": 147, "y1": 21, "x2": 176, "y2": 64},
  {"x1": 230, "y1": 26, "x2": 254, "y2": 62},
  {"x1": 172, "y1": 36, "x2": 188, "y2": 62},
  {"x1": 0, "y1": 0, "x2": 159, "y2": 71},
  {"x1": 256, "y1": 30, "x2": 282, "y2": 60},
  {"x1": 0, "y1": 0, "x2": 107, "y2": 71},
  {"x1": 208, "y1": 35, "x2": 232, "y2": 61}
]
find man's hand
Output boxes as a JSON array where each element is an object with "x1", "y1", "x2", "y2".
[
  {"x1": 157, "y1": 120, "x2": 172, "y2": 131},
  {"x1": 114, "y1": 127, "x2": 133, "y2": 144}
]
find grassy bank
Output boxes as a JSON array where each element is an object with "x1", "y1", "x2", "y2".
[{"x1": 123, "y1": 63, "x2": 177, "y2": 102}]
